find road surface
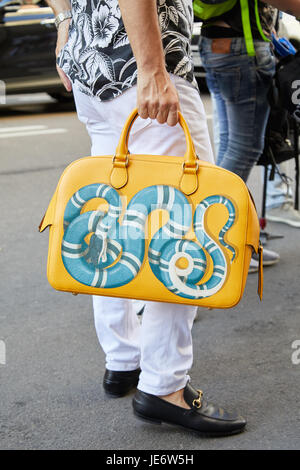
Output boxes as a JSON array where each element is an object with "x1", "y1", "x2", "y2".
[{"x1": 0, "y1": 93, "x2": 299, "y2": 450}]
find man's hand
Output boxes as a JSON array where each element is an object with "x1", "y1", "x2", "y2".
[
  {"x1": 45, "y1": 0, "x2": 72, "y2": 91},
  {"x1": 55, "y1": 19, "x2": 72, "y2": 92},
  {"x1": 118, "y1": 0, "x2": 180, "y2": 127},
  {"x1": 137, "y1": 70, "x2": 180, "y2": 127}
]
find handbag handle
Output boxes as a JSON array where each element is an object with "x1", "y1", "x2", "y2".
[{"x1": 110, "y1": 108, "x2": 199, "y2": 195}]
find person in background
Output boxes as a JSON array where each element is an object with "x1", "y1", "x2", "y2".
[{"x1": 198, "y1": 1, "x2": 295, "y2": 270}]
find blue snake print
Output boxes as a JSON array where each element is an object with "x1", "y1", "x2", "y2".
[{"x1": 61, "y1": 184, "x2": 236, "y2": 299}]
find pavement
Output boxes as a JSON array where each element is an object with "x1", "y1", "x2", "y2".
[{"x1": 0, "y1": 93, "x2": 300, "y2": 450}]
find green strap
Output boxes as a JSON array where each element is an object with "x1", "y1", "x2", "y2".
[
  {"x1": 193, "y1": 2, "x2": 203, "y2": 19},
  {"x1": 254, "y1": 0, "x2": 271, "y2": 42},
  {"x1": 240, "y1": 0, "x2": 255, "y2": 56}
]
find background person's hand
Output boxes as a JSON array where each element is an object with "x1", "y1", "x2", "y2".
[
  {"x1": 55, "y1": 19, "x2": 72, "y2": 92},
  {"x1": 137, "y1": 70, "x2": 180, "y2": 127}
]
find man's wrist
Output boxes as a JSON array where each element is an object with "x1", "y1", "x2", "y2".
[
  {"x1": 57, "y1": 17, "x2": 71, "y2": 31},
  {"x1": 54, "y1": 10, "x2": 72, "y2": 29},
  {"x1": 137, "y1": 59, "x2": 167, "y2": 74}
]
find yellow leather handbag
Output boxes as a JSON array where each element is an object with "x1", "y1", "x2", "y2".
[{"x1": 40, "y1": 108, "x2": 263, "y2": 308}]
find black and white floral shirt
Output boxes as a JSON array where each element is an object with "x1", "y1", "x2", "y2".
[{"x1": 58, "y1": 0, "x2": 195, "y2": 101}]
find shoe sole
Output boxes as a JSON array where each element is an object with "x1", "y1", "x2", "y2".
[
  {"x1": 133, "y1": 410, "x2": 246, "y2": 438},
  {"x1": 266, "y1": 216, "x2": 300, "y2": 228},
  {"x1": 104, "y1": 390, "x2": 128, "y2": 398},
  {"x1": 104, "y1": 385, "x2": 138, "y2": 398}
]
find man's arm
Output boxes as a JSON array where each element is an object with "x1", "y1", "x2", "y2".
[
  {"x1": 266, "y1": 0, "x2": 300, "y2": 17},
  {"x1": 46, "y1": 0, "x2": 72, "y2": 92},
  {"x1": 118, "y1": 0, "x2": 180, "y2": 126}
]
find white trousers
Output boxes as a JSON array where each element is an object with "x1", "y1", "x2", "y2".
[{"x1": 73, "y1": 75, "x2": 214, "y2": 395}]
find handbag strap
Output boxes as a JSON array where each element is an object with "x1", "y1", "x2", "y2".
[{"x1": 110, "y1": 108, "x2": 199, "y2": 195}]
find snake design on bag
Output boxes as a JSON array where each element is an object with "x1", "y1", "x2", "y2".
[{"x1": 61, "y1": 184, "x2": 236, "y2": 299}]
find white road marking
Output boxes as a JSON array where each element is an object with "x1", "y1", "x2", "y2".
[
  {"x1": 0, "y1": 128, "x2": 67, "y2": 138},
  {"x1": 14, "y1": 95, "x2": 53, "y2": 103},
  {"x1": 0, "y1": 125, "x2": 47, "y2": 133}
]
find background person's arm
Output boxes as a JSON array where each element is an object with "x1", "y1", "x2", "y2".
[
  {"x1": 266, "y1": 0, "x2": 300, "y2": 17},
  {"x1": 118, "y1": 0, "x2": 180, "y2": 126},
  {"x1": 46, "y1": 0, "x2": 72, "y2": 92}
]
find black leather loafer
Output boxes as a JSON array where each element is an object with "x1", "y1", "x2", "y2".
[
  {"x1": 103, "y1": 368, "x2": 141, "y2": 398},
  {"x1": 132, "y1": 382, "x2": 246, "y2": 437}
]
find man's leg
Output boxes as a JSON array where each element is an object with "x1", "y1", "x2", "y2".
[
  {"x1": 73, "y1": 86, "x2": 143, "y2": 373},
  {"x1": 126, "y1": 75, "x2": 214, "y2": 401},
  {"x1": 72, "y1": 78, "x2": 247, "y2": 435},
  {"x1": 73, "y1": 76, "x2": 213, "y2": 400}
]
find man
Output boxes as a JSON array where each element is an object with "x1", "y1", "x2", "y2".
[{"x1": 46, "y1": 0, "x2": 300, "y2": 436}]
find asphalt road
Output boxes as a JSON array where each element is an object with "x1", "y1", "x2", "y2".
[{"x1": 0, "y1": 92, "x2": 299, "y2": 450}]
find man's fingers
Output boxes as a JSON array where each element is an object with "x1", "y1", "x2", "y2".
[
  {"x1": 139, "y1": 102, "x2": 179, "y2": 125},
  {"x1": 56, "y1": 65, "x2": 72, "y2": 92},
  {"x1": 137, "y1": 71, "x2": 181, "y2": 125},
  {"x1": 148, "y1": 101, "x2": 159, "y2": 120},
  {"x1": 156, "y1": 104, "x2": 169, "y2": 124},
  {"x1": 166, "y1": 102, "x2": 180, "y2": 127},
  {"x1": 137, "y1": 91, "x2": 180, "y2": 125},
  {"x1": 166, "y1": 108, "x2": 179, "y2": 127},
  {"x1": 138, "y1": 103, "x2": 149, "y2": 120}
]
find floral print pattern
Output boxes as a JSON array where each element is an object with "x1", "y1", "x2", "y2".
[{"x1": 58, "y1": 0, "x2": 195, "y2": 101}]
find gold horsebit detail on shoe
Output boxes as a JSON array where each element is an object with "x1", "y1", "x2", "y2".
[{"x1": 192, "y1": 389, "x2": 203, "y2": 409}]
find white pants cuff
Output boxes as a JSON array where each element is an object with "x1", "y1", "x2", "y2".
[{"x1": 137, "y1": 376, "x2": 191, "y2": 396}]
